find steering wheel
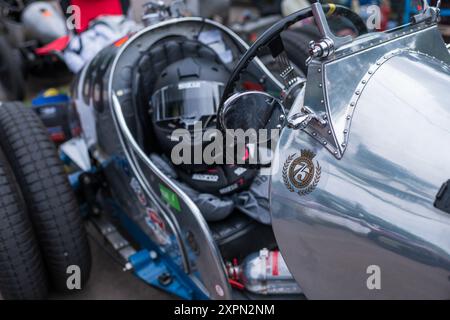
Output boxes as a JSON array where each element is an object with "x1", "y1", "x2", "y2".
[{"x1": 219, "y1": 4, "x2": 367, "y2": 116}]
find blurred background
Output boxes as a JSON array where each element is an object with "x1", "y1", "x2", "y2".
[{"x1": 1, "y1": 0, "x2": 449, "y2": 102}]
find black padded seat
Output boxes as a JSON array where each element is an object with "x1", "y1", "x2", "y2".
[{"x1": 209, "y1": 211, "x2": 277, "y2": 261}]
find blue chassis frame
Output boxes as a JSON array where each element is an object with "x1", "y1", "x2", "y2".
[
  {"x1": 67, "y1": 166, "x2": 209, "y2": 300},
  {"x1": 109, "y1": 199, "x2": 208, "y2": 300}
]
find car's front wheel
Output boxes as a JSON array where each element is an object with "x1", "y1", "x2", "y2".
[
  {"x1": 0, "y1": 145, "x2": 48, "y2": 299},
  {"x1": 0, "y1": 102, "x2": 91, "y2": 293}
]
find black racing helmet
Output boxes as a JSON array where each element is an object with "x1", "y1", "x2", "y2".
[
  {"x1": 151, "y1": 56, "x2": 228, "y2": 132},
  {"x1": 151, "y1": 56, "x2": 228, "y2": 165},
  {"x1": 150, "y1": 55, "x2": 257, "y2": 195}
]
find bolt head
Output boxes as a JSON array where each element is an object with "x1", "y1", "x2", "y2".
[{"x1": 149, "y1": 251, "x2": 158, "y2": 260}]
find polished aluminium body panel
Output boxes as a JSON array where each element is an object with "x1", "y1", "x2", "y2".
[{"x1": 271, "y1": 23, "x2": 450, "y2": 299}]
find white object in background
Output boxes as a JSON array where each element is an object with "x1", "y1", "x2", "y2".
[
  {"x1": 64, "y1": 16, "x2": 139, "y2": 73},
  {"x1": 199, "y1": 29, "x2": 233, "y2": 64},
  {"x1": 21, "y1": 1, "x2": 67, "y2": 44},
  {"x1": 281, "y1": 0, "x2": 311, "y2": 17},
  {"x1": 60, "y1": 137, "x2": 92, "y2": 171}
]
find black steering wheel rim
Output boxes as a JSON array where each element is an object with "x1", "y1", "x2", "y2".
[{"x1": 218, "y1": 4, "x2": 367, "y2": 124}]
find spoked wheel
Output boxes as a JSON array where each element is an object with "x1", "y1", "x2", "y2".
[
  {"x1": 0, "y1": 146, "x2": 48, "y2": 299},
  {"x1": 0, "y1": 102, "x2": 91, "y2": 293}
]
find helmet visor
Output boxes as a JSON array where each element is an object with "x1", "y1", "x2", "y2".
[{"x1": 152, "y1": 81, "x2": 224, "y2": 122}]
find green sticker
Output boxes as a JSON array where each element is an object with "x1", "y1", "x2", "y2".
[{"x1": 159, "y1": 184, "x2": 181, "y2": 212}]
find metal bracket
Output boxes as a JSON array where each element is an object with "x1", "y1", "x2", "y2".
[
  {"x1": 276, "y1": 51, "x2": 303, "y2": 88},
  {"x1": 275, "y1": 51, "x2": 305, "y2": 107},
  {"x1": 287, "y1": 106, "x2": 327, "y2": 130},
  {"x1": 129, "y1": 249, "x2": 195, "y2": 300},
  {"x1": 308, "y1": 2, "x2": 353, "y2": 59},
  {"x1": 90, "y1": 215, "x2": 137, "y2": 262},
  {"x1": 412, "y1": 0, "x2": 441, "y2": 24}
]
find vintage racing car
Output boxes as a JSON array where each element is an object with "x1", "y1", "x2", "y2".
[{"x1": 0, "y1": 0, "x2": 449, "y2": 300}]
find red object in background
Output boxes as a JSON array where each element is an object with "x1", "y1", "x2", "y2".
[
  {"x1": 114, "y1": 35, "x2": 129, "y2": 47},
  {"x1": 380, "y1": 2, "x2": 392, "y2": 31},
  {"x1": 70, "y1": 0, "x2": 124, "y2": 33},
  {"x1": 228, "y1": 279, "x2": 245, "y2": 290},
  {"x1": 35, "y1": 35, "x2": 70, "y2": 55},
  {"x1": 242, "y1": 147, "x2": 250, "y2": 162},
  {"x1": 272, "y1": 250, "x2": 279, "y2": 276},
  {"x1": 243, "y1": 81, "x2": 264, "y2": 92},
  {"x1": 50, "y1": 131, "x2": 66, "y2": 143}
]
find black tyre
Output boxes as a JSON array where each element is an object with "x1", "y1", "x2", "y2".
[
  {"x1": 0, "y1": 102, "x2": 91, "y2": 292},
  {"x1": 0, "y1": 35, "x2": 26, "y2": 101},
  {"x1": 0, "y1": 146, "x2": 48, "y2": 299}
]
